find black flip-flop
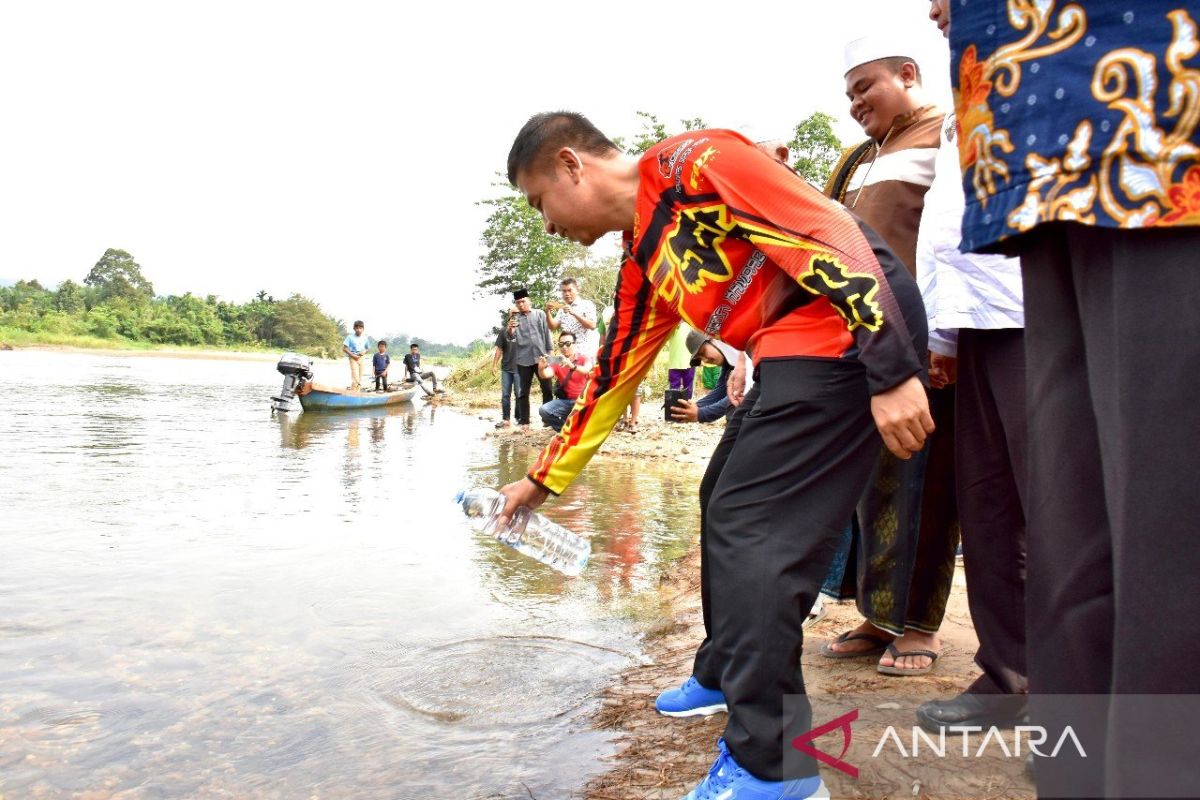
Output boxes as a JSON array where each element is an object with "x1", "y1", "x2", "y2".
[
  {"x1": 876, "y1": 642, "x2": 940, "y2": 676},
  {"x1": 819, "y1": 631, "x2": 893, "y2": 659}
]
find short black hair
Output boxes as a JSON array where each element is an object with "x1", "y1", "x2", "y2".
[
  {"x1": 410, "y1": 343, "x2": 419, "y2": 349},
  {"x1": 506, "y1": 111, "x2": 620, "y2": 186},
  {"x1": 378, "y1": 339, "x2": 388, "y2": 347},
  {"x1": 353, "y1": 320, "x2": 364, "y2": 328},
  {"x1": 879, "y1": 56, "x2": 923, "y2": 84}
]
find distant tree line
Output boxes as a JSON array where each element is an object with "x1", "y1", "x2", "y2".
[
  {"x1": 0, "y1": 248, "x2": 346, "y2": 356},
  {"x1": 2, "y1": 248, "x2": 490, "y2": 359}
]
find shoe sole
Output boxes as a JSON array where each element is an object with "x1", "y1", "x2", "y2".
[
  {"x1": 802, "y1": 607, "x2": 828, "y2": 629},
  {"x1": 656, "y1": 702, "x2": 728, "y2": 718},
  {"x1": 915, "y1": 707, "x2": 1029, "y2": 734}
]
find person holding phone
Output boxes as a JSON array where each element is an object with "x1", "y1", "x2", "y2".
[{"x1": 536, "y1": 334, "x2": 589, "y2": 432}]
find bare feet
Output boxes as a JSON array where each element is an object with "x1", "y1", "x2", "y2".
[
  {"x1": 878, "y1": 629, "x2": 941, "y2": 671},
  {"x1": 824, "y1": 620, "x2": 894, "y2": 655}
]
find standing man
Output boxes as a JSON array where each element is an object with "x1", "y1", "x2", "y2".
[
  {"x1": 492, "y1": 315, "x2": 519, "y2": 428},
  {"x1": 913, "y1": 0, "x2": 1029, "y2": 736},
  {"x1": 949, "y1": 3, "x2": 1200, "y2": 795},
  {"x1": 547, "y1": 277, "x2": 599, "y2": 358},
  {"x1": 510, "y1": 288, "x2": 552, "y2": 431},
  {"x1": 496, "y1": 112, "x2": 931, "y2": 799},
  {"x1": 821, "y1": 35, "x2": 957, "y2": 676},
  {"x1": 342, "y1": 320, "x2": 370, "y2": 391}
]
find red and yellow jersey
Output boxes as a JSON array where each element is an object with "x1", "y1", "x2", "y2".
[{"x1": 529, "y1": 130, "x2": 926, "y2": 495}]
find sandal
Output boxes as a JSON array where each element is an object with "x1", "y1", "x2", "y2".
[
  {"x1": 819, "y1": 631, "x2": 893, "y2": 659},
  {"x1": 876, "y1": 642, "x2": 940, "y2": 676},
  {"x1": 802, "y1": 604, "x2": 829, "y2": 630}
]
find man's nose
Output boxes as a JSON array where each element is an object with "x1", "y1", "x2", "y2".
[{"x1": 543, "y1": 217, "x2": 557, "y2": 236}]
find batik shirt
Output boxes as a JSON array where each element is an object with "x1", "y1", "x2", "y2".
[
  {"x1": 528, "y1": 130, "x2": 928, "y2": 495},
  {"x1": 951, "y1": 1, "x2": 1200, "y2": 253}
]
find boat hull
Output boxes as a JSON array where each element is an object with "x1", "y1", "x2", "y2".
[{"x1": 297, "y1": 382, "x2": 420, "y2": 411}]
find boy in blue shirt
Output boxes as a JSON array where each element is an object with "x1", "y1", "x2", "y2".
[
  {"x1": 342, "y1": 320, "x2": 370, "y2": 390},
  {"x1": 372, "y1": 340, "x2": 391, "y2": 392}
]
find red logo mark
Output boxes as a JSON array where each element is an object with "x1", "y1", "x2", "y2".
[{"x1": 791, "y1": 709, "x2": 859, "y2": 778}]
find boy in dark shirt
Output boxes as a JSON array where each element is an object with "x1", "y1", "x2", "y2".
[
  {"x1": 372, "y1": 340, "x2": 391, "y2": 391},
  {"x1": 402, "y1": 343, "x2": 438, "y2": 391}
]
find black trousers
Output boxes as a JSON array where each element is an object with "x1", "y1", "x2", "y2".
[
  {"x1": 692, "y1": 385, "x2": 759, "y2": 689},
  {"x1": 1020, "y1": 223, "x2": 1200, "y2": 798},
  {"x1": 706, "y1": 359, "x2": 880, "y2": 781},
  {"x1": 515, "y1": 364, "x2": 552, "y2": 425},
  {"x1": 955, "y1": 328, "x2": 1027, "y2": 696}
]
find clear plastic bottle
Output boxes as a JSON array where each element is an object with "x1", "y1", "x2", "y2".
[{"x1": 455, "y1": 488, "x2": 590, "y2": 577}]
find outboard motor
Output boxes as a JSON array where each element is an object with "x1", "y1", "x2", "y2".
[{"x1": 271, "y1": 352, "x2": 313, "y2": 412}]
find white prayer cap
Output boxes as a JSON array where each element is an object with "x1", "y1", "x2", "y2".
[{"x1": 843, "y1": 33, "x2": 921, "y2": 76}]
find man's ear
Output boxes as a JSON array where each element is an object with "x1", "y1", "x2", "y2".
[
  {"x1": 557, "y1": 147, "x2": 584, "y2": 183},
  {"x1": 899, "y1": 61, "x2": 919, "y2": 88},
  {"x1": 774, "y1": 145, "x2": 790, "y2": 163}
]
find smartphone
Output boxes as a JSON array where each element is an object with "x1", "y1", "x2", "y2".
[{"x1": 547, "y1": 354, "x2": 566, "y2": 366}]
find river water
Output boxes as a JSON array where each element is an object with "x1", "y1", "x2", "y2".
[{"x1": 0, "y1": 351, "x2": 701, "y2": 799}]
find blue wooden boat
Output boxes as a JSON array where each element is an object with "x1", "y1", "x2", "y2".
[{"x1": 297, "y1": 381, "x2": 422, "y2": 411}]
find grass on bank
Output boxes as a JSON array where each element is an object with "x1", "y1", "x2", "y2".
[{"x1": 0, "y1": 326, "x2": 275, "y2": 355}]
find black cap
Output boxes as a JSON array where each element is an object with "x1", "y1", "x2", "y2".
[{"x1": 686, "y1": 329, "x2": 710, "y2": 367}]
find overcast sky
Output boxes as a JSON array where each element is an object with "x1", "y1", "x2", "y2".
[{"x1": 0, "y1": 1, "x2": 950, "y2": 344}]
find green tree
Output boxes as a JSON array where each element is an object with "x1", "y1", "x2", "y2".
[
  {"x1": 272, "y1": 294, "x2": 341, "y2": 356},
  {"x1": 54, "y1": 279, "x2": 85, "y2": 314},
  {"x1": 1, "y1": 280, "x2": 52, "y2": 313},
  {"x1": 476, "y1": 184, "x2": 585, "y2": 309},
  {"x1": 788, "y1": 111, "x2": 843, "y2": 187},
  {"x1": 562, "y1": 252, "x2": 621, "y2": 311},
  {"x1": 85, "y1": 248, "x2": 154, "y2": 303}
]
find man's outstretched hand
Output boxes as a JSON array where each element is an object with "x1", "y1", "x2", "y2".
[
  {"x1": 496, "y1": 477, "x2": 550, "y2": 530},
  {"x1": 870, "y1": 376, "x2": 935, "y2": 460}
]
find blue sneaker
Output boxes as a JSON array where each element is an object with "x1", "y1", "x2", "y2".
[
  {"x1": 681, "y1": 739, "x2": 828, "y2": 799},
  {"x1": 655, "y1": 676, "x2": 728, "y2": 718}
]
